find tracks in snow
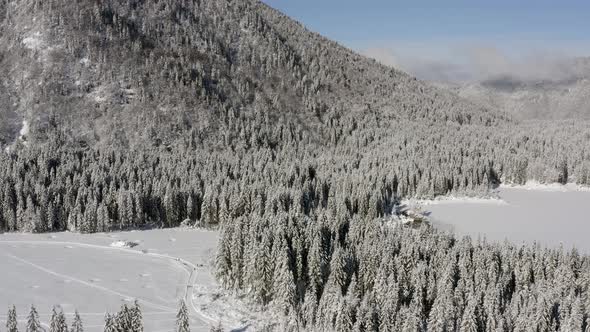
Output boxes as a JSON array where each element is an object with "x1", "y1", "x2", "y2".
[
  {"x1": 0, "y1": 239, "x2": 214, "y2": 329},
  {"x1": 4, "y1": 253, "x2": 175, "y2": 313}
]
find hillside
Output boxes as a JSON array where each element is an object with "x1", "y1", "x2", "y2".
[
  {"x1": 0, "y1": 0, "x2": 505, "y2": 148},
  {"x1": 0, "y1": 0, "x2": 589, "y2": 231}
]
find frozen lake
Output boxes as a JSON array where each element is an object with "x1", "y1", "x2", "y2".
[
  {"x1": 425, "y1": 186, "x2": 590, "y2": 253},
  {"x1": 0, "y1": 229, "x2": 219, "y2": 332}
]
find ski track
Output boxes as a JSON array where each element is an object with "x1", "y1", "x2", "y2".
[
  {"x1": 3, "y1": 253, "x2": 176, "y2": 313},
  {"x1": 0, "y1": 239, "x2": 212, "y2": 329}
]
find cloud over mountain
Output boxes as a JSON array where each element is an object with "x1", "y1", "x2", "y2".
[{"x1": 362, "y1": 44, "x2": 590, "y2": 84}]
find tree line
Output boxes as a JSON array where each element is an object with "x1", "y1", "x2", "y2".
[{"x1": 3, "y1": 300, "x2": 213, "y2": 332}]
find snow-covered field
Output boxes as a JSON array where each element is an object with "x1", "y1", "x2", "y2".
[
  {"x1": 0, "y1": 229, "x2": 221, "y2": 332},
  {"x1": 424, "y1": 185, "x2": 590, "y2": 253}
]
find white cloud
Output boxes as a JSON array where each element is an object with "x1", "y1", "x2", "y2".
[
  {"x1": 360, "y1": 43, "x2": 590, "y2": 83},
  {"x1": 360, "y1": 47, "x2": 401, "y2": 68}
]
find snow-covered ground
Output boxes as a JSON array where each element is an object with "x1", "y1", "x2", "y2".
[
  {"x1": 18, "y1": 119, "x2": 29, "y2": 145},
  {"x1": 0, "y1": 229, "x2": 222, "y2": 332},
  {"x1": 501, "y1": 180, "x2": 590, "y2": 192},
  {"x1": 424, "y1": 186, "x2": 590, "y2": 253}
]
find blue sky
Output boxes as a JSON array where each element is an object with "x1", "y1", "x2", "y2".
[{"x1": 262, "y1": 1, "x2": 590, "y2": 81}]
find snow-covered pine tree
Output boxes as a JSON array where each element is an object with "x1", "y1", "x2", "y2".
[
  {"x1": 50, "y1": 307, "x2": 60, "y2": 332},
  {"x1": 6, "y1": 305, "x2": 18, "y2": 332},
  {"x1": 176, "y1": 300, "x2": 190, "y2": 332},
  {"x1": 2, "y1": 185, "x2": 16, "y2": 231},
  {"x1": 115, "y1": 304, "x2": 132, "y2": 331},
  {"x1": 459, "y1": 296, "x2": 479, "y2": 332},
  {"x1": 328, "y1": 246, "x2": 348, "y2": 296},
  {"x1": 200, "y1": 187, "x2": 213, "y2": 226},
  {"x1": 272, "y1": 241, "x2": 296, "y2": 315},
  {"x1": 214, "y1": 223, "x2": 232, "y2": 288},
  {"x1": 566, "y1": 296, "x2": 585, "y2": 332},
  {"x1": 307, "y1": 232, "x2": 326, "y2": 302},
  {"x1": 26, "y1": 305, "x2": 42, "y2": 332},
  {"x1": 103, "y1": 314, "x2": 119, "y2": 332},
  {"x1": 186, "y1": 195, "x2": 194, "y2": 221},
  {"x1": 335, "y1": 299, "x2": 354, "y2": 332},
  {"x1": 56, "y1": 309, "x2": 68, "y2": 332},
  {"x1": 164, "y1": 184, "x2": 179, "y2": 227},
  {"x1": 209, "y1": 322, "x2": 224, "y2": 332},
  {"x1": 427, "y1": 294, "x2": 448, "y2": 332},
  {"x1": 130, "y1": 300, "x2": 143, "y2": 332},
  {"x1": 71, "y1": 310, "x2": 84, "y2": 332}
]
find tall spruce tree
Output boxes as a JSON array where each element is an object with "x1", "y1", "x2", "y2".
[
  {"x1": 130, "y1": 300, "x2": 143, "y2": 332},
  {"x1": 70, "y1": 310, "x2": 84, "y2": 332},
  {"x1": 176, "y1": 300, "x2": 190, "y2": 332},
  {"x1": 26, "y1": 305, "x2": 42, "y2": 332},
  {"x1": 50, "y1": 307, "x2": 60, "y2": 332},
  {"x1": 6, "y1": 305, "x2": 18, "y2": 332},
  {"x1": 103, "y1": 314, "x2": 118, "y2": 332}
]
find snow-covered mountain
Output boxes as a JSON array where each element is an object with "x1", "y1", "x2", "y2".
[
  {"x1": 439, "y1": 58, "x2": 590, "y2": 120},
  {"x1": 0, "y1": 0, "x2": 501, "y2": 148}
]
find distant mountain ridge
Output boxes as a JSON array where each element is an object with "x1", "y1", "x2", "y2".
[{"x1": 438, "y1": 57, "x2": 590, "y2": 120}]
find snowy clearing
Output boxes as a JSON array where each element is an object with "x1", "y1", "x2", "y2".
[
  {"x1": 425, "y1": 186, "x2": 590, "y2": 253},
  {"x1": 0, "y1": 229, "x2": 223, "y2": 332}
]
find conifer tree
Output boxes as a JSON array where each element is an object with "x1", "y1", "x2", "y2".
[
  {"x1": 6, "y1": 305, "x2": 18, "y2": 332},
  {"x1": 26, "y1": 305, "x2": 42, "y2": 332},
  {"x1": 50, "y1": 307, "x2": 60, "y2": 332},
  {"x1": 186, "y1": 195, "x2": 194, "y2": 221},
  {"x1": 115, "y1": 304, "x2": 132, "y2": 331},
  {"x1": 103, "y1": 314, "x2": 118, "y2": 332},
  {"x1": 427, "y1": 295, "x2": 448, "y2": 332},
  {"x1": 71, "y1": 310, "x2": 84, "y2": 332},
  {"x1": 209, "y1": 322, "x2": 224, "y2": 332},
  {"x1": 566, "y1": 296, "x2": 585, "y2": 332},
  {"x1": 273, "y1": 245, "x2": 296, "y2": 314},
  {"x1": 459, "y1": 297, "x2": 478, "y2": 332},
  {"x1": 55, "y1": 309, "x2": 68, "y2": 332},
  {"x1": 130, "y1": 300, "x2": 143, "y2": 332},
  {"x1": 176, "y1": 300, "x2": 190, "y2": 332}
]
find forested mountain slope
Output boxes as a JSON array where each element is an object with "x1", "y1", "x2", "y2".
[
  {"x1": 1, "y1": 0, "x2": 590, "y2": 330},
  {"x1": 0, "y1": 0, "x2": 502, "y2": 148}
]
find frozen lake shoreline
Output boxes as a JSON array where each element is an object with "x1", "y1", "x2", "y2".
[{"x1": 423, "y1": 185, "x2": 590, "y2": 253}]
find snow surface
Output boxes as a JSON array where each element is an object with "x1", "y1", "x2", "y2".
[
  {"x1": 18, "y1": 120, "x2": 29, "y2": 139},
  {"x1": 0, "y1": 229, "x2": 222, "y2": 332},
  {"x1": 22, "y1": 32, "x2": 43, "y2": 50},
  {"x1": 501, "y1": 181, "x2": 590, "y2": 192},
  {"x1": 109, "y1": 240, "x2": 139, "y2": 248},
  {"x1": 405, "y1": 195, "x2": 507, "y2": 206},
  {"x1": 18, "y1": 120, "x2": 30, "y2": 147},
  {"x1": 425, "y1": 187, "x2": 590, "y2": 253},
  {"x1": 21, "y1": 31, "x2": 55, "y2": 64}
]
